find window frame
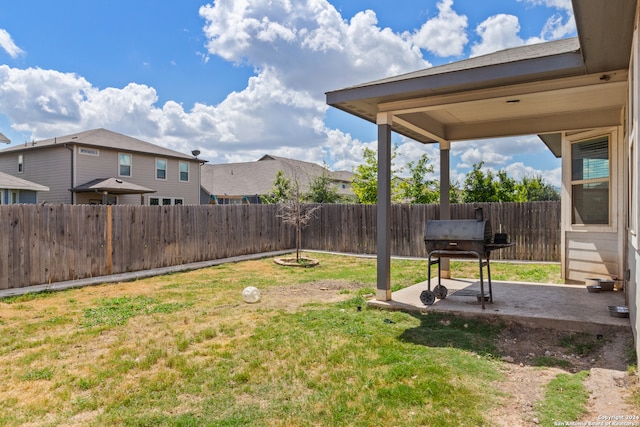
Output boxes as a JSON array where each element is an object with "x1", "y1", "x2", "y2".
[
  {"x1": 179, "y1": 161, "x2": 189, "y2": 182},
  {"x1": 149, "y1": 196, "x2": 184, "y2": 206},
  {"x1": 568, "y1": 131, "x2": 614, "y2": 229},
  {"x1": 17, "y1": 154, "x2": 23, "y2": 174},
  {"x1": 118, "y1": 153, "x2": 132, "y2": 177},
  {"x1": 155, "y1": 158, "x2": 167, "y2": 181}
]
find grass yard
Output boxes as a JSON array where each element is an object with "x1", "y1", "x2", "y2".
[{"x1": 0, "y1": 252, "x2": 611, "y2": 426}]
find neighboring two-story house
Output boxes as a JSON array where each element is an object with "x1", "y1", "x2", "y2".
[
  {"x1": 199, "y1": 154, "x2": 354, "y2": 204},
  {"x1": 0, "y1": 171, "x2": 49, "y2": 204},
  {"x1": 0, "y1": 128, "x2": 202, "y2": 205}
]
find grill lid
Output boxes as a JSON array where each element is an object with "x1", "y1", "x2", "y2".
[{"x1": 424, "y1": 219, "x2": 492, "y2": 242}]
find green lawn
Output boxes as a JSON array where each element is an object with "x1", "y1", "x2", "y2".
[{"x1": 0, "y1": 252, "x2": 591, "y2": 426}]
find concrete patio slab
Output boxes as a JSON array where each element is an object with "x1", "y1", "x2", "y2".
[{"x1": 367, "y1": 278, "x2": 631, "y2": 334}]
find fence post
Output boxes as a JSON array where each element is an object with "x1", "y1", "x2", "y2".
[{"x1": 106, "y1": 205, "x2": 112, "y2": 275}]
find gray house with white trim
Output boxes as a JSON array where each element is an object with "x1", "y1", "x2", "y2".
[
  {"x1": 327, "y1": 0, "x2": 640, "y2": 360},
  {"x1": 0, "y1": 128, "x2": 202, "y2": 205},
  {"x1": 0, "y1": 171, "x2": 49, "y2": 204}
]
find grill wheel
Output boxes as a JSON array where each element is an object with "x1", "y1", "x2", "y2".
[
  {"x1": 420, "y1": 290, "x2": 436, "y2": 305},
  {"x1": 433, "y1": 284, "x2": 448, "y2": 299}
]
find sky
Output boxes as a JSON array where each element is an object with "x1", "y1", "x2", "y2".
[{"x1": 0, "y1": 0, "x2": 575, "y2": 187}]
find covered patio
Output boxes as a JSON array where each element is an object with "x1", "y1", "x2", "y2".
[
  {"x1": 368, "y1": 278, "x2": 629, "y2": 334},
  {"x1": 326, "y1": 0, "x2": 635, "y2": 302},
  {"x1": 71, "y1": 177, "x2": 156, "y2": 205}
]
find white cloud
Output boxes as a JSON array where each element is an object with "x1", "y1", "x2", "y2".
[
  {"x1": 458, "y1": 147, "x2": 512, "y2": 168},
  {"x1": 199, "y1": 0, "x2": 429, "y2": 96},
  {"x1": 412, "y1": 0, "x2": 468, "y2": 57},
  {"x1": 470, "y1": 14, "x2": 525, "y2": 57},
  {"x1": 523, "y1": 0, "x2": 575, "y2": 39},
  {"x1": 471, "y1": 0, "x2": 575, "y2": 57},
  {"x1": 521, "y1": 0, "x2": 572, "y2": 11},
  {"x1": 0, "y1": 0, "x2": 576, "y2": 178},
  {"x1": 505, "y1": 161, "x2": 561, "y2": 187},
  {"x1": 0, "y1": 29, "x2": 24, "y2": 58}
]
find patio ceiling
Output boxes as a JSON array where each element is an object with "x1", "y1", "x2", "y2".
[
  {"x1": 376, "y1": 70, "x2": 626, "y2": 144},
  {"x1": 326, "y1": 0, "x2": 636, "y2": 155}
]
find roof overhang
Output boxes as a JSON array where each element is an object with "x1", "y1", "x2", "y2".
[
  {"x1": 326, "y1": 0, "x2": 637, "y2": 154},
  {"x1": 0, "y1": 171, "x2": 49, "y2": 192},
  {"x1": 71, "y1": 178, "x2": 156, "y2": 195}
]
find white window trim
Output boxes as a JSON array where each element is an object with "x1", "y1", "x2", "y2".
[
  {"x1": 17, "y1": 154, "x2": 23, "y2": 174},
  {"x1": 565, "y1": 128, "x2": 617, "y2": 233},
  {"x1": 118, "y1": 153, "x2": 132, "y2": 177},
  {"x1": 148, "y1": 196, "x2": 184, "y2": 206}
]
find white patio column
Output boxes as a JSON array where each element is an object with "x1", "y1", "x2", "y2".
[
  {"x1": 376, "y1": 112, "x2": 393, "y2": 301},
  {"x1": 440, "y1": 140, "x2": 451, "y2": 279}
]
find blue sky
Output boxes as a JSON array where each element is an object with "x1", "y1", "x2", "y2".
[{"x1": 0, "y1": 0, "x2": 575, "y2": 186}]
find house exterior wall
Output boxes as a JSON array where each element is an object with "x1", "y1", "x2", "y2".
[
  {"x1": 561, "y1": 127, "x2": 625, "y2": 283},
  {"x1": 0, "y1": 145, "x2": 72, "y2": 203},
  {"x1": 627, "y1": 8, "x2": 640, "y2": 368},
  {"x1": 72, "y1": 145, "x2": 201, "y2": 205}
]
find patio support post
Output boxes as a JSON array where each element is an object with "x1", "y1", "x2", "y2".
[
  {"x1": 376, "y1": 112, "x2": 393, "y2": 301},
  {"x1": 440, "y1": 141, "x2": 451, "y2": 279}
]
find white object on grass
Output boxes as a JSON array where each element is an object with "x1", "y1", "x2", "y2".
[{"x1": 242, "y1": 286, "x2": 261, "y2": 303}]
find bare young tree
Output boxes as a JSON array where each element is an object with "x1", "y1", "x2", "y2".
[{"x1": 276, "y1": 179, "x2": 321, "y2": 262}]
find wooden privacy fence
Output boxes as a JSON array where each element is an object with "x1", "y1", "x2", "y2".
[
  {"x1": 301, "y1": 201, "x2": 561, "y2": 261},
  {"x1": 0, "y1": 201, "x2": 560, "y2": 290},
  {"x1": 0, "y1": 204, "x2": 295, "y2": 290}
]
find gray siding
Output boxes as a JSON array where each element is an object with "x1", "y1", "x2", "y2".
[
  {"x1": 0, "y1": 146, "x2": 71, "y2": 203},
  {"x1": 0, "y1": 139, "x2": 200, "y2": 205},
  {"x1": 74, "y1": 146, "x2": 200, "y2": 205}
]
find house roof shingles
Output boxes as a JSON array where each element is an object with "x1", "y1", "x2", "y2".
[
  {"x1": 71, "y1": 178, "x2": 155, "y2": 194},
  {"x1": 201, "y1": 155, "x2": 353, "y2": 197},
  {"x1": 0, "y1": 171, "x2": 49, "y2": 192},
  {"x1": 0, "y1": 128, "x2": 195, "y2": 160}
]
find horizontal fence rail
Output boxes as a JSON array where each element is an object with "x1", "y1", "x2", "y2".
[{"x1": 0, "y1": 201, "x2": 560, "y2": 290}]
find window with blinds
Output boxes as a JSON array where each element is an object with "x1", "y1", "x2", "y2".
[{"x1": 571, "y1": 136, "x2": 610, "y2": 225}]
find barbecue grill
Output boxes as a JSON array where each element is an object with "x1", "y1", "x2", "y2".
[{"x1": 421, "y1": 209, "x2": 513, "y2": 309}]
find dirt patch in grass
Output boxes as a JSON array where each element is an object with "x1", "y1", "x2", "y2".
[
  {"x1": 246, "y1": 279, "x2": 367, "y2": 312},
  {"x1": 490, "y1": 326, "x2": 637, "y2": 426}
]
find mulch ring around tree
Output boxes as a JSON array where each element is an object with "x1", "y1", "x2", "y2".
[{"x1": 273, "y1": 256, "x2": 320, "y2": 267}]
